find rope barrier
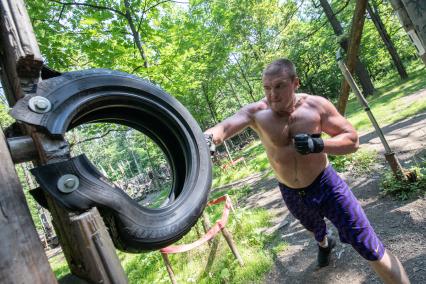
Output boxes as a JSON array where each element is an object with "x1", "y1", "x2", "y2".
[{"x1": 160, "y1": 194, "x2": 233, "y2": 254}]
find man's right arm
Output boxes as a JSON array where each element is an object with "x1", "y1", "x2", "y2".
[{"x1": 204, "y1": 101, "x2": 265, "y2": 145}]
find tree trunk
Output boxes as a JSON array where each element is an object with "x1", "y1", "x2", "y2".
[
  {"x1": 319, "y1": 0, "x2": 375, "y2": 97},
  {"x1": 338, "y1": 0, "x2": 368, "y2": 115},
  {"x1": 227, "y1": 83, "x2": 244, "y2": 108},
  {"x1": 367, "y1": 2, "x2": 408, "y2": 79},
  {"x1": 202, "y1": 84, "x2": 218, "y2": 124},
  {"x1": 124, "y1": 0, "x2": 148, "y2": 68},
  {"x1": 232, "y1": 54, "x2": 257, "y2": 102}
]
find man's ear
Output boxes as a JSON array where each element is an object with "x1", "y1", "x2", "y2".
[{"x1": 294, "y1": 77, "x2": 300, "y2": 90}]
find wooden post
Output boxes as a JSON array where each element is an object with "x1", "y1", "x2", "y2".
[
  {"x1": 161, "y1": 253, "x2": 178, "y2": 284},
  {"x1": 66, "y1": 208, "x2": 128, "y2": 284},
  {"x1": 337, "y1": 0, "x2": 369, "y2": 115},
  {"x1": 203, "y1": 236, "x2": 220, "y2": 276},
  {"x1": 221, "y1": 228, "x2": 244, "y2": 266},
  {"x1": 202, "y1": 212, "x2": 213, "y2": 246},
  {"x1": 0, "y1": 130, "x2": 57, "y2": 283}
]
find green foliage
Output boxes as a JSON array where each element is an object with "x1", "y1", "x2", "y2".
[
  {"x1": 49, "y1": 255, "x2": 70, "y2": 279},
  {"x1": 0, "y1": 99, "x2": 13, "y2": 128},
  {"x1": 15, "y1": 165, "x2": 43, "y2": 231},
  {"x1": 212, "y1": 141, "x2": 272, "y2": 188},
  {"x1": 25, "y1": 0, "x2": 423, "y2": 130},
  {"x1": 380, "y1": 162, "x2": 426, "y2": 200}
]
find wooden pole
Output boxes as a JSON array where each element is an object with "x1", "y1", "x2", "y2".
[
  {"x1": 161, "y1": 253, "x2": 178, "y2": 284},
  {"x1": 337, "y1": 0, "x2": 369, "y2": 115},
  {"x1": 202, "y1": 212, "x2": 213, "y2": 246},
  {"x1": 0, "y1": 130, "x2": 57, "y2": 284},
  {"x1": 203, "y1": 236, "x2": 220, "y2": 275},
  {"x1": 337, "y1": 56, "x2": 410, "y2": 180},
  {"x1": 221, "y1": 228, "x2": 244, "y2": 266}
]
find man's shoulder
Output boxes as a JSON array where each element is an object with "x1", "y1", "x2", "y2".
[
  {"x1": 299, "y1": 93, "x2": 330, "y2": 107},
  {"x1": 243, "y1": 99, "x2": 269, "y2": 114}
]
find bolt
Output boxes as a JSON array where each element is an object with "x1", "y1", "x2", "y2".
[
  {"x1": 64, "y1": 178, "x2": 76, "y2": 189},
  {"x1": 29, "y1": 96, "x2": 52, "y2": 113},
  {"x1": 34, "y1": 99, "x2": 48, "y2": 110},
  {"x1": 57, "y1": 174, "x2": 79, "y2": 193}
]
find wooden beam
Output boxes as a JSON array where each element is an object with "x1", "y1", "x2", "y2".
[
  {"x1": 0, "y1": 130, "x2": 57, "y2": 284},
  {"x1": 337, "y1": 0, "x2": 368, "y2": 115}
]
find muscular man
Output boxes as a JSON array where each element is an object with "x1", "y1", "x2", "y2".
[{"x1": 204, "y1": 59, "x2": 409, "y2": 283}]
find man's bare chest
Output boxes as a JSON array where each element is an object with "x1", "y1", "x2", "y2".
[{"x1": 254, "y1": 109, "x2": 321, "y2": 147}]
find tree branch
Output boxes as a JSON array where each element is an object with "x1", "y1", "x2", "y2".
[
  {"x1": 57, "y1": 4, "x2": 65, "y2": 22},
  {"x1": 291, "y1": 0, "x2": 351, "y2": 45},
  {"x1": 49, "y1": 0, "x2": 126, "y2": 17},
  {"x1": 69, "y1": 129, "x2": 127, "y2": 148}
]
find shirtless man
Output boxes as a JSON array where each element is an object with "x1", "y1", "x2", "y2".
[{"x1": 204, "y1": 59, "x2": 409, "y2": 283}]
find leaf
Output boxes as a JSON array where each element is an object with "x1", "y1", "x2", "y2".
[
  {"x1": 80, "y1": 17, "x2": 98, "y2": 25},
  {"x1": 220, "y1": 268, "x2": 230, "y2": 279}
]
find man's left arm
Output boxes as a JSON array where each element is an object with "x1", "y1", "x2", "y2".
[{"x1": 318, "y1": 97, "x2": 359, "y2": 155}]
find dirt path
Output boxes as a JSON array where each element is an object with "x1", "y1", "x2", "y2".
[{"x1": 229, "y1": 105, "x2": 426, "y2": 283}]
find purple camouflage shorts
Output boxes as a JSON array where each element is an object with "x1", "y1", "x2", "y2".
[{"x1": 279, "y1": 164, "x2": 385, "y2": 261}]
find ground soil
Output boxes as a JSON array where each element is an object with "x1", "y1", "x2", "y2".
[{"x1": 216, "y1": 90, "x2": 426, "y2": 283}]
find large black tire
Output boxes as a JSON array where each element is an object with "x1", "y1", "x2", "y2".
[{"x1": 15, "y1": 69, "x2": 212, "y2": 252}]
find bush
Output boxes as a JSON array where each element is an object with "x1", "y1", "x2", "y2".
[{"x1": 380, "y1": 162, "x2": 426, "y2": 200}]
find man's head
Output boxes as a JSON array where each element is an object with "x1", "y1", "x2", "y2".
[{"x1": 262, "y1": 58, "x2": 300, "y2": 114}]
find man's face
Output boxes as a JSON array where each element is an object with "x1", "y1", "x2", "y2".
[{"x1": 262, "y1": 72, "x2": 300, "y2": 114}]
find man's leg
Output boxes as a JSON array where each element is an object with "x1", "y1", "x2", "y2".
[
  {"x1": 279, "y1": 184, "x2": 334, "y2": 266},
  {"x1": 369, "y1": 250, "x2": 410, "y2": 284},
  {"x1": 318, "y1": 167, "x2": 410, "y2": 282}
]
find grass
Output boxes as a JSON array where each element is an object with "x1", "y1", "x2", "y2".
[
  {"x1": 345, "y1": 63, "x2": 426, "y2": 132},
  {"x1": 328, "y1": 149, "x2": 378, "y2": 176},
  {"x1": 212, "y1": 140, "x2": 271, "y2": 188},
  {"x1": 50, "y1": 183, "x2": 284, "y2": 283},
  {"x1": 49, "y1": 254, "x2": 70, "y2": 279},
  {"x1": 114, "y1": 200, "x2": 277, "y2": 284},
  {"x1": 380, "y1": 157, "x2": 426, "y2": 200}
]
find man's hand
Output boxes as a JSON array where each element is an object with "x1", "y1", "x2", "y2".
[
  {"x1": 293, "y1": 133, "x2": 324, "y2": 155},
  {"x1": 204, "y1": 133, "x2": 216, "y2": 156}
]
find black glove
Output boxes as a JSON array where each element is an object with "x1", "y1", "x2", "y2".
[
  {"x1": 204, "y1": 133, "x2": 216, "y2": 155},
  {"x1": 293, "y1": 133, "x2": 324, "y2": 155}
]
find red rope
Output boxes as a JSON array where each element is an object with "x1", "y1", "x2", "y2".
[{"x1": 160, "y1": 194, "x2": 233, "y2": 254}]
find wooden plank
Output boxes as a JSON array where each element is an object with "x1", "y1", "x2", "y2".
[
  {"x1": 388, "y1": 0, "x2": 426, "y2": 64},
  {"x1": 0, "y1": 130, "x2": 57, "y2": 284}
]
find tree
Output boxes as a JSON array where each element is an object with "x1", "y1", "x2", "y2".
[
  {"x1": 366, "y1": 1, "x2": 407, "y2": 79},
  {"x1": 318, "y1": 0, "x2": 375, "y2": 97}
]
